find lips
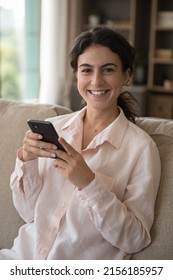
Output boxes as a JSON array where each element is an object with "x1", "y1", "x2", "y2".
[{"x1": 89, "y1": 90, "x2": 109, "y2": 96}]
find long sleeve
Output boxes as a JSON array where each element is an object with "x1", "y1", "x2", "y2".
[{"x1": 10, "y1": 156, "x2": 43, "y2": 222}]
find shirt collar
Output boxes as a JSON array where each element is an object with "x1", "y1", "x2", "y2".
[
  {"x1": 61, "y1": 107, "x2": 86, "y2": 131},
  {"x1": 61, "y1": 106, "x2": 128, "y2": 150},
  {"x1": 95, "y1": 108, "x2": 128, "y2": 149}
]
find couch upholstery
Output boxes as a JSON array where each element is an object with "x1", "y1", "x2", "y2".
[{"x1": 0, "y1": 99, "x2": 173, "y2": 259}]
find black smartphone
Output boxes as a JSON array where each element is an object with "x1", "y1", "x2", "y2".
[{"x1": 27, "y1": 119, "x2": 66, "y2": 152}]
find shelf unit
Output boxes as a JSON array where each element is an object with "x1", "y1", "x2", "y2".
[
  {"x1": 148, "y1": 0, "x2": 173, "y2": 90},
  {"x1": 82, "y1": 0, "x2": 136, "y2": 45},
  {"x1": 82, "y1": 0, "x2": 151, "y2": 53},
  {"x1": 147, "y1": 0, "x2": 173, "y2": 118}
]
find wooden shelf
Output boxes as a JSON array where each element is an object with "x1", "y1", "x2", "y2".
[
  {"x1": 154, "y1": 25, "x2": 173, "y2": 31},
  {"x1": 152, "y1": 58, "x2": 173, "y2": 64},
  {"x1": 82, "y1": 0, "x2": 138, "y2": 45},
  {"x1": 84, "y1": 23, "x2": 132, "y2": 31},
  {"x1": 148, "y1": 86, "x2": 173, "y2": 94}
]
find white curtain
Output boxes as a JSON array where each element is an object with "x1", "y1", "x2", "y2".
[{"x1": 39, "y1": 0, "x2": 82, "y2": 106}]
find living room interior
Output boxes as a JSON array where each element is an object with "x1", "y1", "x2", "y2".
[
  {"x1": 0, "y1": 0, "x2": 173, "y2": 260},
  {"x1": 1, "y1": 0, "x2": 173, "y2": 119}
]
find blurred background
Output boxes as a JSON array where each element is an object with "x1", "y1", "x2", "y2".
[{"x1": 0, "y1": 0, "x2": 173, "y2": 118}]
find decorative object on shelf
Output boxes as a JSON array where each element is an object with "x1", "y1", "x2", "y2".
[
  {"x1": 155, "y1": 49, "x2": 173, "y2": 59},
  {"x1": 105, "y1": 19, "x2": 114, "y2": 28},
  {"x1": 157, "y1": 11, "x2": 173, "y2": 27},
  {"x1": 164, "y1": 80, "x2": 173, "y2": 89},
  {"x1": 88, "y1": 13, "x2": 100, "y2": 27},
  {"x1": 134, "y1": 52, "x2": 148, "y2": 85}
]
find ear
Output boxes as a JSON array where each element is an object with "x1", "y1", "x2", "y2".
[{"x1": 123, "y1": 68, "x2": 131, "y2": 86}]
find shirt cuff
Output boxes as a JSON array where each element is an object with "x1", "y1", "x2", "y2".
[
  {"x1": 10, "y1": 150, "x2": 39, "y2": 188},
  {"x1": 77, "y1": 172, "x2": 115, "y2": 208}
]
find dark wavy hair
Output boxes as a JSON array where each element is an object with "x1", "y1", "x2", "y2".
[{"x1": 70, "y1": 27, "x2": 138, "y2": 123}]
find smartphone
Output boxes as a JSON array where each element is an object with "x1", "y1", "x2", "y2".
[{"x1": 27, "y1": 119, "x2": 66, "y2": 152}]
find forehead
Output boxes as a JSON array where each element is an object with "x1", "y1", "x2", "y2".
[{"x1": 78, "y1": 44, "x2": 121, "y2": 66}]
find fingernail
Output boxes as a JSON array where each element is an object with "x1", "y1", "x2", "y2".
[
  {"x1": 38, "y1": 135, "x2": 43, "y2": 139},
  {"x1": 51, "y1": 154, "x2": 57, "y2": 158}
]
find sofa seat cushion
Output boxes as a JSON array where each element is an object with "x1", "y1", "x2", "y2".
[{"x1": 0, "y1": 99, "x2": 71, "y2": 249}]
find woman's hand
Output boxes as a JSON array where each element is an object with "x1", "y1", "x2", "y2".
[
  {"x1": 22, "y1": 130, "x2": 58, "y2": 162},
  {"x1": 53, "y1": 138, "x2": 95, "y2": 190}
]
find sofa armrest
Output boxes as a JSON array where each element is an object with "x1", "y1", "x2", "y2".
[{"x1": 132, "y1": 117, "x2": 173, "y2": 259}]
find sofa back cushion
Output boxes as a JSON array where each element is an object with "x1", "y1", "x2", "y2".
[
  {"x1": 132, "y1": 117, "x2": 173, "y2": 259},
  {"x1": 0, "y1": 99, "x2": 71, "y2": 249}
]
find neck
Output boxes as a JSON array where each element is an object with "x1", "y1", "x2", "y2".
[
  {"x1": 84, "y1": 107, "x2": 119, "y2": 132},
  {"x1": 82, "y1": 106, "x2": 119, "y2": 150}
]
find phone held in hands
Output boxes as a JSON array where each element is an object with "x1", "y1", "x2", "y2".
[{"x1": 27, "y1": 119, "x2": 66, "y2": 152}]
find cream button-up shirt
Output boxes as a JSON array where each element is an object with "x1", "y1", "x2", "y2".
[{"x1": 1, "y1": 107, "x2": 161, "y2": 259}]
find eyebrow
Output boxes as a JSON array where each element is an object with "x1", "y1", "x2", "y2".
[{"x1": 79, "y1": 63, "x2": 118, "y2": 68}]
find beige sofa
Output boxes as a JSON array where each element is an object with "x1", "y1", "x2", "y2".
[{"x1": 0, "y1": 99, "x2": 173, "y2": 259}]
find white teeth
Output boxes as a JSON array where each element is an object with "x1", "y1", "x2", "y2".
[{"x1": 90, "y1": 90, "x2": 107, "y2": 95}]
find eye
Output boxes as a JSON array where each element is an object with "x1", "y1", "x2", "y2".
[
  {"x1": 103, "y1": 67, "x2": 115, "y2": 73},
  {"x1": 81, "y1": 68, "x2": 92, "y2": 74}
]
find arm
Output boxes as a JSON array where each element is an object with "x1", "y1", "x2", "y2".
[
  {"x1": 78, "y1": 141, "x2": 161, "y2": 253},
  {"x1": 10, "y1": 151, "x2": 43, "y2": 222},
  {"x1": 10, "y1": 129, "x2": 58, "y2": 222}
]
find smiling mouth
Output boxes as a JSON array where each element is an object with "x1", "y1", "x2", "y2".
[{"x1": 88, "y1": 90, "x2": 110, "y2": 96}]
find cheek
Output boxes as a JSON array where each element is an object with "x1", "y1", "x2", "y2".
[
  {"x1": 76, "y1": 78, "x2": 82, "y2": 91},
  {"x1": 108, "y1": 76, "x2": 123, "y2": 89},
  {"x1": 115, "y1": 75, "x2": 126, "y2": 87},
  {"x1": 76, "y1": 80, "x2": 85, "y2": 98},
  {"x1": 76, "y1": 75, "x2": 87, "y2": 92},
  {"x1": 111, "y1": 78, "x2": 125, "y2": 95}
]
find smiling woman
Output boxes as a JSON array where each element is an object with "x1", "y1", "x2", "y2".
[
  {"x1": 76, "y1": 45, "x2": 126, "y2": 121},
  {"x1": 71, "y1": 27, "x2": 138, "y2": 123},
  {"x1": 0, "y1": 27, "x2": 161, "y2": 260}
]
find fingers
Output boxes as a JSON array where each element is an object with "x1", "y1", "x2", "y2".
[
  {"x1": 58, "y1": 137, "x2": 76, "y2": 156},
  {"x1": 25, "y1": 131, "x2": 57, "y2": 150},
  {"x1": 22, "y1": 130, "x2": 58, "y2": 161},
  {"x1": 53, "y1": 138, "x2": 77, "y2": 168},
  {"x1": 22, "y1": 133, "x2": 74, "y2": 162},
  {"x1": 53, "y1": 139, "x2": 95, "y2": 190}
]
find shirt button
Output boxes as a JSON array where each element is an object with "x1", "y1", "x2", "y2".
[
  {"x1": 61, "y1": 202, "x2": 66, "y2": 208},
  {"x1": 39, "y1": 248, "x2": 47, "y2": 256},
  {"x1": 49, "y1": 226, "x2": 57, "y2": 234}
]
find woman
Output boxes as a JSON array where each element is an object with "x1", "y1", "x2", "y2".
[{"x1": 0, "y1": 27, "x2": 161, "y2": 260}]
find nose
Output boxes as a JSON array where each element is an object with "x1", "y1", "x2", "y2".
[{"x1": 91, "y1": 70, "x2": 104, "y2": 86}]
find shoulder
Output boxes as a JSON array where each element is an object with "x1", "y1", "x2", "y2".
[
  {"x1": 118, "y1": 108, "x2": 156, "y2": 148},
  {"x1": 46, "y1": 111, "x2": 76, "y2": 123},
  {"x1": 126, "y1": 120, "x2": 157, "y2": 149},
  {"x1": 45, "y1": 110, "x2": 81, "y2": 130}
]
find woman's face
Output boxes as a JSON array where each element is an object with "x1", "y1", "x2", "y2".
[{"x1": 76, "y1": 44, "x2": 130, "y2": 113}]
